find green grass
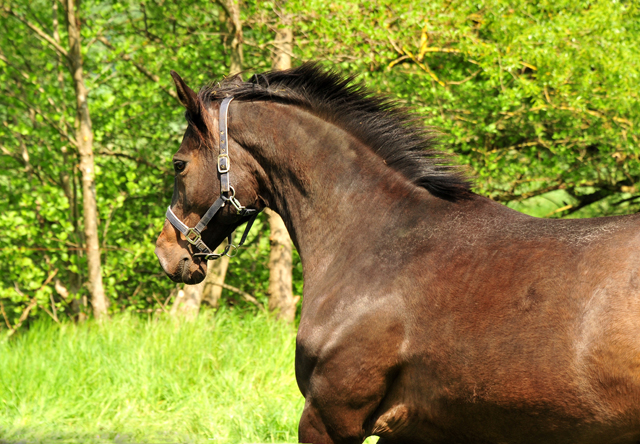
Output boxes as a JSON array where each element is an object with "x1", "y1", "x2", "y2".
[{"x1": 0, "y1": 310, "x2": 304, "y2": 444}]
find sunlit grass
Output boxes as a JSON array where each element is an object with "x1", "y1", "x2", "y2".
[{"x1": 0, "y1": 310, "x2": 304, "y2": 443}]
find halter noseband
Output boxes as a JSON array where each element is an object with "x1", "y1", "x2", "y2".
[{"x1": 165, "y1": 96, "x2": 260, "y2": 260}]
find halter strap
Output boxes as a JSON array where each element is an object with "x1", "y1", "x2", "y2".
[
  {"x1": 165, "y1": 96, "x2": 260, "y2": 260},
  {"x1": 218, "y1": 96, "x2": 232, "y2": 194}
]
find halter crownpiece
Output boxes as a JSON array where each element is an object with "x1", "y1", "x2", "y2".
[{"x1": 165, "y1": 96, "x2": 260, "y2": 260}]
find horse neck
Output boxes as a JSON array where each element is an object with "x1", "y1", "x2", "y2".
[{"x1": 232, "y1": 101, "x2": 437, "y2": 276}]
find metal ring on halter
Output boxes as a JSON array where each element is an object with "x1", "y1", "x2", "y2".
[
  {"x1": 193, "y1": 241, "x2": 231, "y2": 260},
  {"x1": 225, "y1": 243, "x2": 239, "y2": 258},
  {"x1": 227, "y1": 186, "x2": 249, "y2": 214}
]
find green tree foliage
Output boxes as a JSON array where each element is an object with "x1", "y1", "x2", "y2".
[
  {"x1": 1, "y1": 0, "x2": 638, "y2": 327},
  {"x1": 286, "y1": 0, "x2": 639, "y2": 216},
  {"x1": 0, "y1": 0, "x2": 231, "y2": 327}
]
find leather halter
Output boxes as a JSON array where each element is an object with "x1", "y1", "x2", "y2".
[{"x1": 165, "y1": 96, "x2": 259, "y2": 260}]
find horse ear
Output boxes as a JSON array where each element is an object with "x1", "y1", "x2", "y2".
[{"x1": 170, "y1": 70, "x2": 199, "y2": 111}]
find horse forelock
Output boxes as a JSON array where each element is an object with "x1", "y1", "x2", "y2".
[{"x1": 198, "y1": 62, "x2": 473, "y2": 200}]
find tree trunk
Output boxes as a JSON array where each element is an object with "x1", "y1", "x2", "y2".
[
  {"x1": 272, "y1": 26, "x2": 293, "y2": 71},
  {"x1": 170, "y1": 281, "x2": 205, "y2": 319},
  {"x1": 218, "y1": 0, "x2": 243, "y2": 75},
  {"x1": 55, "y1": 0, "x2": 83, "y2": 319},
  {"x1": 66, "y1": 0, "x2": 108, "y2": 319},
  {"x1": 266, "y1": 208, "x2": 297, "y2": 321},
  {"x1": 266, "y1": 18, "x2": 298, "y2": 322},
  {"x1": 201, "y1": 241, "x2": 231, "y2": 309}
]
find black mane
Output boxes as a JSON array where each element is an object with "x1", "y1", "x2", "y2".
[{"x1": 199, "y1": 62, "x2": 472, "y2": 199}]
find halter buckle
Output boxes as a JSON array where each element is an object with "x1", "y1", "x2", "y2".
[
  {"x1": 218, "y1": 154, "x2": 230, "y2": 173},
  {"x1": 185, "y1": 228, "x2": 202, "y2": 245}
]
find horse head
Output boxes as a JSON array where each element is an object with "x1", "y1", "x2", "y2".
[{"x1": 155, "y1": 71, "x2": 265, "y2": 284}]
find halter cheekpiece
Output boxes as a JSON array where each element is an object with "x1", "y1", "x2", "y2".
[{"x1": 165, "y1": 96, "x2": 259, "y2": 260}]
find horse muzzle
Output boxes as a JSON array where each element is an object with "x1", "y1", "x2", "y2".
[{"x1": 155, "y1": 223, "x2": 207, "y2": 284}]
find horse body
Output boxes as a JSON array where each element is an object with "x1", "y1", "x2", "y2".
[
  {"x1": 296, "y1": 190, "x2": 640, "y2": 443},
  {"x1": 155, "y1": 64, "x2": 640, "y2": 443}
]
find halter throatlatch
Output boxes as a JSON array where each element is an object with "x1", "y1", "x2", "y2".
[{"x1": 165, "y1": 96, "x2": 260, "y2": 260}]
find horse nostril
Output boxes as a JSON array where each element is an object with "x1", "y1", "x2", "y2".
[{"x1": 179, "y1": 256, "x2": 191, "y2": 281}]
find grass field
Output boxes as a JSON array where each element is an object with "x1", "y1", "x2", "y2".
[{"x1": 0, "y1": 310, "x2": 306, "y2": 443}]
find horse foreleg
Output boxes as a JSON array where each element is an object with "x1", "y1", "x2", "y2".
[
  {"x1": 298, "y1": 400, "x2": 334, "y2": 444},
  {"x1": 298, "y1": 398, "x2": 369, "y2": 444}
]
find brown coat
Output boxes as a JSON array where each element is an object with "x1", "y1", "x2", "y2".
[{"x1": 156, "y1": 64, "x2": 640, "y2": 444}]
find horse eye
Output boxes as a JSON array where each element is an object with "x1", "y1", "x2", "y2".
[{"x1": 174, "y1": 161, "x2": 186, "y2": 172}]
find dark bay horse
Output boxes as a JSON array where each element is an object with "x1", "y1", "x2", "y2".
[{"x1": 155, "y1": 63, "x2": 640, "y2": 444}]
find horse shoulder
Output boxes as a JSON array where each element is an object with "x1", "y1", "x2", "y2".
[{"x1": 295, "y1": 286, "x2": 411, "y2": 436}]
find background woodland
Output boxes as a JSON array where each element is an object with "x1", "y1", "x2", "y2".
[{"x1": 0, "y1": 0, "x2": 639, "y2": 330}]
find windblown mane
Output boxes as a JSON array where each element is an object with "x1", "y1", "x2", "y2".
[{"x1": 199, "y1": 62, "x2": 472, "y2": 199}]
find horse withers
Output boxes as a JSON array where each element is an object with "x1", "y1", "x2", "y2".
[{"x1": 155, "y1": 63, "x2": 640, "y2": 444}]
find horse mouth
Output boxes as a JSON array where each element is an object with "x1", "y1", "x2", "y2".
[
  {"x1": 154, "y1": 243, "x2": 207, "y2": 284},
  {"x1": 179, "y1": 256, "x2": 206, "y2": 285}
]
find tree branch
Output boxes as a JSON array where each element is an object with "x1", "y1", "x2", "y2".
[
  {"x1": 402, "y1": 46, "x2": 446, "y2": 88},
  {"x1": 96, "y1": 36, "x2": 178, "y2": 100},
  {"x1": 97, "y1": 148, "x2": 171, "y2": 174},
  {"x1": 492, "y1": 183, "x2": 567, "y2": 203},
  {"x1": 10, "y1": 269, "x2": 59, "y2": 334},
  {"x1": 0, "y1": 51, "x2": 64, "y2": 114},
  {"x1": 0, "y1": 299, "x2": 13, "y2": 333},
  {"x1": 0, "y1": 92, "x2": 78, "y2": 147},
  {"x1": 448, "y1": 69, "x2": 482, "y2": 86},
  {"x1": 212, "y1": 282, "x2": 265, "y2": 311},
  {"x1": 2, "y1": 6, "x2": 69, "y2": 61},
  {"x1": 551, "y1": 188, "x2": 620, "y2": 218},
  {"x1": 214, "y1": 0, "x2": 233, "y2": 30}
]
